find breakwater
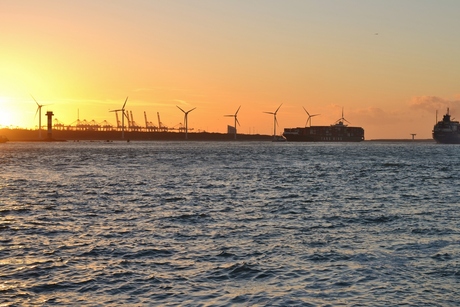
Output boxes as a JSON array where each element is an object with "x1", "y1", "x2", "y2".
[{"x1": 0, "y1": 128, "x2": 274, "y2": 142}]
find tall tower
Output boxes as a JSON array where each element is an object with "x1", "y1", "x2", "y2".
[{"x1": 46, "y1": 111, "x2": 54, "y2": 140}]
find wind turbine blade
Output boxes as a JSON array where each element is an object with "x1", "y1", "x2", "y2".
[
  {"x1": 224, "y1": 115, "x2": 234, "y2": 117},
  {"x1": 34, "y1": 107, "x2": 39, "y2": 119},
  {"x1": 264, "y1": 112, "x2": 274, "y2": 115},
  {"x1": 235, "y1": 105, "x2": 241, "y2": 115},
  {"x1": 187, "y1": 107, "x2": 196, "y2": 113},
  {"x1": 31, "y1": 95, "x2": 40, "y2": 107},
  {"x1": 302, "y1": 106, "x2": 310, "y2": 117},
  {"x1": 177, "y1": 106, "x2": 185, "y2": 113},
  {"x1": 236, "y1": 117, "x2": 240, "y2": 126},
  {"x1": 275, "y1": 103, "x2": 283, "y2": 114},
  {"x1": 122, "y1": 97, "x2": 128, "y2": 109},
  {"x1": 275, "y1": 116, "x2": 279, "y2": 127}
]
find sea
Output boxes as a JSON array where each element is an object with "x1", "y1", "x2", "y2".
[{"x1": 0, "y1": 141, "x2": 459, "y2": 306}]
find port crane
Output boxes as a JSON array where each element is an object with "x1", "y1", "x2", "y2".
[
  {"x1": 53, "y1": 118, "x2": 66, "y2": 130},
  {"x1": 99, "y1": 120, "x2": 114, "y2": 131},
  {"x1": 129, "y1": 111, "x2": 142, "y2": 131},
  {"x1": 144, "y1": 111, "x2": 158, "y2": 132},
  {"x1": 114, "y1": 112, "x2": 121, "y2": 129},
  {"x1": 157, "y1": 112, "x2": 168, "y2": 132}
]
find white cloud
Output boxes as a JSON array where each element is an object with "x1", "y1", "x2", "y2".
[{"x1": 409, "y1": 96, "x2": 460, "y2": 114}]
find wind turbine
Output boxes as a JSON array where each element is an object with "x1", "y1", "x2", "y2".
[
  {"x1": 224, "y1": 105, "x2": 241, "y2": 140},
  {"x1": 335, "y1": 107, "x2": 350, "y2": 126},
  {"x1": 31, "y1": 95, "x2": 48, "y2": 139},
  {"x1": 110, "y1": 97, "x2": 129, "y2": 139},
  {"x1": 303, "y1": 107, "x2": 320, "y2": 127},
  {"x1": 176, "y1": 105, "x2": 196, "y2": 139},
  {"x1": 264, "y1": 103, "x2": 282, "y2": 140}
]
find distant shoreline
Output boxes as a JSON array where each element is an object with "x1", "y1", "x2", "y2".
[
  {"x1": 367, "y1": 139, "x2": 435, "y2": 143},
  {"x1": 0, "y1": 128, "x2": 435, "y2": 143},
  {"x1": 0, "y1": 128, "x2": 273, "y2": 142}
]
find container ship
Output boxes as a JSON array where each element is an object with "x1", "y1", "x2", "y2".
[
  {"x1": 432, "y1": 108, "x2": 460, "y2": 144},
  {"x1": 283, "y1": 109, "x2": 364, "y2": 142}
]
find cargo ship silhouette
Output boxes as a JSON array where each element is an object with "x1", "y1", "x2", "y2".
[
  {"x1": 433, "y1": 108, "x2": 460, "y2": 144},
  {"x1": 283, "y1": 108, "x2": 364, "y2": 142}
]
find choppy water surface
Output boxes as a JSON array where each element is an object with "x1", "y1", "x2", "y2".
[{"x1": 1, "y1": 141, "x2": 459, "y2": 306}]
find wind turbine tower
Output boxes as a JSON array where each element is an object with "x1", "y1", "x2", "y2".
[
  {"x1": 176, "y1": 106, "x2": 196, "y2": 139},
  {"x1": 224, "y1": 106, "x2": 241, "y2": 140},
  {"x1": 110, "y1": 97, "x2": 128, "y2": 139},
  {"x1": 303, "y1": 107, "x2": 320, "y2": 127},
  {"x1": 264, "y1": 104, "x2": 282, "y2": 140},
  {"x1": 31, "y1": 96, "x2": 47, "y2": 139}
]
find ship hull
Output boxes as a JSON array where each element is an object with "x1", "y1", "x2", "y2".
[
  {"x1": 283, "y1": 126, "x2": 364, "y2": 142},
  {"x1": 432, "y1": 132, "x2": 460, "y2": 144}
]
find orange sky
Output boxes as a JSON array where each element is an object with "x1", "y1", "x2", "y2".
[{"x1": 1, "y1": 1, "x2": 460, "y2": 139}]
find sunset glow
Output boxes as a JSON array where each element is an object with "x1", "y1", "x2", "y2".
[{"x1": 1, "y1": 1, "x2": 460, "y2": 139}]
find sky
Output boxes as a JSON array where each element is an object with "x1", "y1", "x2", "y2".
[{"x1": 1, "y1": 0, "x2": 460, "y2": 139}]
